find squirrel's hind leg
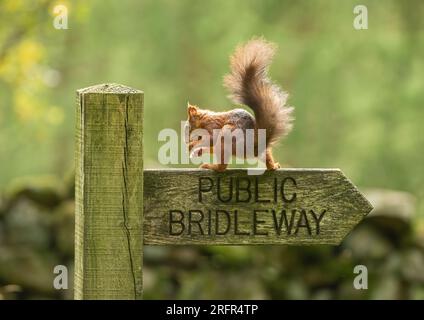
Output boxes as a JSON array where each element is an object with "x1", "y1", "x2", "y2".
[{"x1": 265, "y1": 148, "x2": 280, "y2": 170}]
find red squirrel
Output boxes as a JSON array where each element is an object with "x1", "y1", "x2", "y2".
[{"x1": 185, "y1": 38, "x2": 294, "y2": 172}]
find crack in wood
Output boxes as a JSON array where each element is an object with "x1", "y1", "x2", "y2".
[{"x1": 121, "y1": 96, "x2": 137, "y2": 298}]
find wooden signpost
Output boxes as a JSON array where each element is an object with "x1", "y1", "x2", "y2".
[
  {"x1": 144, "y1": 169, "x2": 372, "y2": 245},
  {"x1": 75, "y1": 84, "x2": 373, "y2": 299}
]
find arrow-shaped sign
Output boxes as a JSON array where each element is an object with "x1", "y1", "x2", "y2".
[{"x1": 144, "y1": 169, "x2": 373, "y2": 245}]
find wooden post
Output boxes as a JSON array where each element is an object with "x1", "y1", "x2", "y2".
[{"x1": 75, "y1": 84, "x2": 144, "y2": 299}]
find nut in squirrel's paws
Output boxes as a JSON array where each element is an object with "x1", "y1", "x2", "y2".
[{"x1": 190, "y1": 148, "x2": 203, "y2": 159}]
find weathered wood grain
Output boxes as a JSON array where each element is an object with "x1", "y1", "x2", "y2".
[
  {"x1": 144, "y1": 169, "x2": 373, "y2": 245},
  {"x1": 75, "y1": 84, "x2": 144, "y2": 299}
]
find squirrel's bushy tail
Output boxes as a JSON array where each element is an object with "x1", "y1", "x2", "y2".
[{"x1": 224, "y1": 38, "x2": 294, "y2": 146}]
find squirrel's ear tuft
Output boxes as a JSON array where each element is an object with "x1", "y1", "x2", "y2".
[{"x1": 187, "y1": 102, "x2": 198, "y2": 117}]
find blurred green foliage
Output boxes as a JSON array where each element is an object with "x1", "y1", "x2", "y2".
[{"x1": 0, "y1": 0, "x2": 424, "y2": 299}]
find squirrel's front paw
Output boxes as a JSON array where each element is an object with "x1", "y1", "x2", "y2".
[
  {"x1": 200, "y1": 163, "x2": 228, "y2": 172},
  {"x1": 267, "y1": 162, "x2": 280, "y2": 170},
  {"x1": 200, "y1": 163, "x2": 212, "y2": 170}
]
